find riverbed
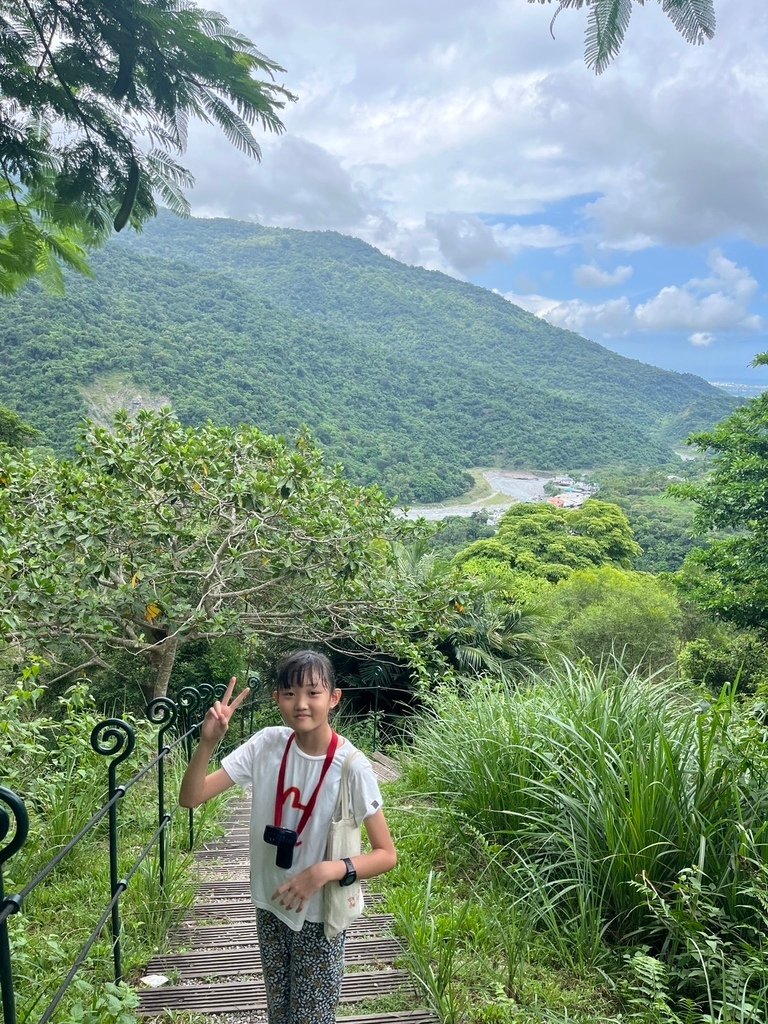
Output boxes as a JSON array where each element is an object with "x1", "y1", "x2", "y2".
[{"x1": 402, "y1": 470, "x2": 554, "y2": 521}]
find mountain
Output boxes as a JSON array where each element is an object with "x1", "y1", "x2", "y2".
[{"x1": 1, "y1": 213, "x2": 735, "y2": 502}]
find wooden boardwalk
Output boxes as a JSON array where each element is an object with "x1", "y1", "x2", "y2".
[{"x1": 137, "y1": 751, "x2": 436, "y2": 1024}]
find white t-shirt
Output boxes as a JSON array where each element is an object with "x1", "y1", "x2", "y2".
[{"x1": 221, "y1": 726, "x2": 383, "y2": 931}]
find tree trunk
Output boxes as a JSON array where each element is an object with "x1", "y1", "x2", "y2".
[{"x1": 144, "y1": 633, "x2": 180, "y2": 702}]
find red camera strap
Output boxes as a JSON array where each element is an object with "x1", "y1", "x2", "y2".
[{"x1": 274, "y1": 731, "x2": 339, "y2": 836}]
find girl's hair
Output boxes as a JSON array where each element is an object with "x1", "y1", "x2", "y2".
[{"x1": 274, "y1": 650, "x2": 336, "y2": 693}]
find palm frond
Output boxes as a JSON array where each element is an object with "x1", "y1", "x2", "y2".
[
  {"x1": 147, "y1": 155, "x2": 191, "y2": 217},
  {"x1": 147, "y1": 149, "x2": 195, "y2": 188}
]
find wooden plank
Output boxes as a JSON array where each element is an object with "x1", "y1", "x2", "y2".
[
  {"x1": 169, "y1": 914, "x2": 395, "y2": 949},
  {"x1": 147, "y1": 936, "x2": 402, "y2": 978},
  {"x1": 339, "y1": 1014, "x2": 438, "y2": 1024},
  {"x1": 137, "y1": 969, "x2": 412, "y2": 1014}
]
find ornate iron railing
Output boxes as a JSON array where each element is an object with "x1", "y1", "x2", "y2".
[
  {"x1": 0, "y1": 677, "x2": 408, "y2": 1024},
  {"x1": 0, "y1": 682, "x2": 258, "y2": 1024}
]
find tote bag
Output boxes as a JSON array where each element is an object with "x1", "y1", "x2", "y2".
[{"x1": 323, "y1": 750, "x2": 364, "y2": 939}]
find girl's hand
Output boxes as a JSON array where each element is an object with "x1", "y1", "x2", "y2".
[
  {"x1": 200, "y1": 676, "x2": 250, "y2": 745},
  {"x1": 272, "y1": 863, "x2": 329, "y2": 912}
]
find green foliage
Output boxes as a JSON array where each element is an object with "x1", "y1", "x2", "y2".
[
  {"x1": 455, "y1": 500, "x2": 642, "y2": 582},
  {"x1": 0, "y1": 212, "x2": 735, "y2": 502},
  {"x1": 401, "y1": 663, "x2": 768, "y2": 1021},
  {"x1": 596, "y1": 467, "x2": 705, "y2": 573},
  {"x1": 679, "y1": 626, "x2": 768, "y2": 695},
  {"x1": 0, "y1": 409, "x2": 435, "y2": 699},
  {"x1": 394, "y1": 872, "x2": 466, "y2": 1024},
  {"x1": 0, "y1": 403, "x2": 40, "y2": 448},
  {"x1": 438, "y1": 586, "x2": 552, "y2": 681},
  {"x1": 528, "y1": 0, "x2": 716, "y2": 74},
  {"x1": 675, "y1": 392, "x2": 768, "y2": 628},
  {"x1": 428, "y1": 512, "x2": 497, "y2": 558},
  {"x1": 549, "y1": 566, "x2": 684, "y2": 672},
  {"x1": 1, "y1": 671, "x2": 215, "y2": 1021},
  {"x1": 0, "y1": 0, "x2": 292, "y2": 291}
]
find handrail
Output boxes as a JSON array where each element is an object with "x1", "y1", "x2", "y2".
[{"x1": 0, "y1": 684, "x2": 217, "y2": 1024}]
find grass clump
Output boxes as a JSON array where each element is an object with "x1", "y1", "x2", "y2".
[{"x1": 390, "y1": 659, "x2": 768, "y2": 1022}]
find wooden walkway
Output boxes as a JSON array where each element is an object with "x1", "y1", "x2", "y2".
[{"x1": 137, "y1": 751, "x2": 437, "y2": 1024}]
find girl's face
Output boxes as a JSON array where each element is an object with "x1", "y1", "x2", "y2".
[{"x1": 273, "y1": 670, "x2": 341, "y2": 738}]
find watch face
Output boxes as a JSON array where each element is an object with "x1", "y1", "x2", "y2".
[{"x1": 340, "y1": 858, "x2": 357, "y2": 886}]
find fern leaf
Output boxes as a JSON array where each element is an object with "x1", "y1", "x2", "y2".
[
  {"x1": 659, "y1": 0, "x2": 716, "y2": 45},
  {"x1": 586, "y1": 0, "x2": 634, "y2": 74}
]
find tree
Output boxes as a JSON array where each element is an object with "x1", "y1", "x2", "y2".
[
  {"x1": 549, "y1": 566, "x2": 683, "y2": 672},
  {"x1": 454, "y1": 500, "x2": 641, "y2": 582},
  {"x1": 528, "y1": 0, "x2": 716, "y2": 73},
  {"x1": 0, "y1": 410, "x2": 436, "y2": 700},
  {"x1": 678, "y1": 626, "x2": 768, "y2": 695},
  {"x1": 674, "y1": 389, "x2": 768, "y2": 629},
  {"x1": 0, "y1": 0, "x2": 293, "y2": 293},
  {"x1": 439, "y1": 586, "x2": 551, "y2": 681},
  {"x1": 0, "y1": 404, "x2": 40, "y2": 447}
]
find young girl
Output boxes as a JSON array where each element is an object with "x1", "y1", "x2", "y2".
[{"x1": 179, "y1": 650, "x2": 397, "y2": 1024}]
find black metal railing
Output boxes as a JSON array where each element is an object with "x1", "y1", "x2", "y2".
[
  {"x1": 0, "y1": 676, "x2": 409, "y2": 1024},
  {"x1": 0, "y1": 681, "x2": 260, "y2": 1024}
]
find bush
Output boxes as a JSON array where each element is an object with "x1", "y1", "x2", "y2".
[
  {"x1": 548, "y1": 566, "x2": 684, "y2": 672},
  {"x1": 679, "y1": 626, "x2": 768, "y2": 694}
]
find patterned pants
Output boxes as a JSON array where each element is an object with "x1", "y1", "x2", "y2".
[{"x1": 256, "y1": 909, "x2": 345, "y2": 1024}]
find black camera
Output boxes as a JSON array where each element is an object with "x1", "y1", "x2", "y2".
[{"x1": 263, "y1": 824, "x2": 298, "y2": 869}]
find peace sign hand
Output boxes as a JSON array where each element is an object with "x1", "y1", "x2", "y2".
[{"x1": 200, "y1": 677, "x2": 250, "y2": 745}]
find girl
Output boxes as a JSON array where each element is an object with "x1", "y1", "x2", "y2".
[{"x1": 179, "y1": 650, "x2": 397, "y2": 1024}]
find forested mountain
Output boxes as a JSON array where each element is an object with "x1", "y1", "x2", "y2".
[{"x1": 2, "y1": 213, "x2": 734, "y2": 501}]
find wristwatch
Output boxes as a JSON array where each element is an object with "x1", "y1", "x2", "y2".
[{"x1": 339, "y1": 856, "x2": 357, "y2": 887}]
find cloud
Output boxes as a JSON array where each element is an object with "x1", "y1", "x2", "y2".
[
  {"x1": 573, "y1": 263, "x2": 633, "y2": 288},
  {"x1": 425, "y1": 213, "x2": 509, "y2": 272},
  {"x1": 504, "y1": 292, "x2": 633, "y2": 335},
  {"x1": 507, "y1": 249, "x2": 763, "y2": 340},
  {"x1": 186, "y1": 0, "x2": 768, "y2": 252},
  {"x1": 690, "y1": 332, "x2": 715, "y2": 347},
  {"x1": 190, "y1": 135, "x2": 385, "y2": 233},
  {"x1": 635, "y1": 250, "x2": 761, "y2": 332}
]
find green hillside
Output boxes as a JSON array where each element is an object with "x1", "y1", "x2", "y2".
[{"x1": 1, "y1": 213, "x2": 734, "y2": 501}]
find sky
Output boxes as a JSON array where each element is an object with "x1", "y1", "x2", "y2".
[{"x1": 181, "y1": 0, "x2": 768, "y2": 384}]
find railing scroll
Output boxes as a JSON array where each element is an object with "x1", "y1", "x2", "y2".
[
  {"x1": 146, "y1": 696, "x2": 177, "y2": 891},
  {"x1": 0, "y1": 787, "x2": 29, "y2": 1024}
]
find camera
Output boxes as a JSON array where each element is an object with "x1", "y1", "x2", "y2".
[{"x1": 263, "y1": 824, "x2": 298, "y2": 869}]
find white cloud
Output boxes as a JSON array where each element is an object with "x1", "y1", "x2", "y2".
[
  {"x1": 507, "y1": 249, "x2": 763, "y2": 340},
  {"x1": 504, "y1": 292, "x2": 633, "y2": 335},
  {"x1": 573, "y1": 263, "x2": 634, "y2": 288},
  {"x1": 174, "y1": 0, "x2": 768, "y2": 374},
  {"x1": 184, "y1": 0, "x2": 768, "y2": 253},
  {"x1": 425, "y1": 213, "x2": 509, "y2": 273},
  {"x1": 690, "y1": 332, "x2": 715, "y2": 347},
  {"x1": 635, "y1": 250, "x2": 761, "y2": 332}
]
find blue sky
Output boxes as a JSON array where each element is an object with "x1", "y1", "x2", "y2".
[
  {"x1": 470, "y1": 202, "x2": 768, "y2": 383},
  {"x1": 180, "y1": 0, "x2": 768, "y2": 385}
]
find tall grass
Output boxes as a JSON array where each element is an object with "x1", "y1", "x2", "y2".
[{"x1": 402, "y1": 660, "x2": 768, "y2": 1020}]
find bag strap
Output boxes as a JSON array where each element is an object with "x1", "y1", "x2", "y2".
[{"x1": 338, "y1": 749, "x2": 361, "y2": 820}]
